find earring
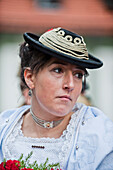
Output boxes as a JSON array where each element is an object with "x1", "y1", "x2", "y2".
[{"x1": 28, "y1": 89, "x2": 32, "y2": 96}]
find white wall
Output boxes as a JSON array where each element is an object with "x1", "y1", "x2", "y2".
[
  {"x1": 88, "y1": 47, "x2": 113, "y2": 121},
  {"x1": 0, "y1": 43, "x2": 24, "y2": 112}
]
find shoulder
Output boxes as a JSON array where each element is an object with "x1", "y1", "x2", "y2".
[
  {"x1": 84, "y1": 105, "x2": 113, "y2": 132},
  {"x1": 71, "y1": 103, "x2": 113, "y2": 168},
  {"x1": 76, "y1": 103, "x2": 113, "y2": 125},
  {"x1": 77, "y1": 103, "x2": 113, "y2": 139},
  {"x1": 0, "y1": 105, "x2": 30, "y2": 126},
  {"x1": 86, "y1": 105, "x2": 113, "y2": 149},
  {"x1": 75, "y1": 103, "x2": 113, "y2": 146},
  {"x1": 0, "y1": 108, "x2": 18, "y2": 125}
]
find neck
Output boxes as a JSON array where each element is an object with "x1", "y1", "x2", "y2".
[
  {"x1": 22, "y1": 109, "x2": 73, "y2": 139},
  {"x1": 35, "y1": 111, "x2": 73, "y2": 138},
  {"x1": 31, "y1": 98, "x2": 63, "y2": 121},
  {"x1": 30, "y1": 107, "x2": 64, "y2": 129}
]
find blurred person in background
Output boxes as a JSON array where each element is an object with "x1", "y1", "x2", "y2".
[
  {"x1": 0, "y1": 27, "x2": 113, "y2": 170},
  {"x1": 77, "y1": 82, "x2": 92, "y2": 106}
]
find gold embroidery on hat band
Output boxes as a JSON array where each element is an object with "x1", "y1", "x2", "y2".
[{"x1": 39, "y1": 28, "x2": 89, "y2": 60}]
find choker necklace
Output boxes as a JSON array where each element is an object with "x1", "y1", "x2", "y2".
[{"x1": 30, "y1": 108, "x2": 63, "y2": 129}]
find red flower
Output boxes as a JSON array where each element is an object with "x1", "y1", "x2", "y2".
[
  {"x1": 0, "y1": 152, "x2": 62, "y2": 170},
  {"x1": 0, "y1": 160, "x2": 21, "y2": 170},
  {"x1": 0, "y1": 162, "x2": 5, "y2": 170},
  {"x1": 21, "y1": 168, "x2": 33, "y2": 170}
]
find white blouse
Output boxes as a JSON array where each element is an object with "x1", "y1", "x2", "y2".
[
  {"x1": 3, "y1": 110, "x2": 79, "y2": 168},
  {"x1": 2, "y1": 104, "x2": 113, "y2": 169}
]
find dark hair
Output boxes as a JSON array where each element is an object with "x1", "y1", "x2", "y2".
[{"x1": 19, "y1": 42, "x2": 52, "y2": 87}]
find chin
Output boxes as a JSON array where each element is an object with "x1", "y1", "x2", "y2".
[{"x1": 52, "y1": 108, "x2": 71, "y2": 117}]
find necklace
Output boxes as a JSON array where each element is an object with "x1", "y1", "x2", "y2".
[{"x1": 30, "y1": 108, "x2": 63, "y2": 129}]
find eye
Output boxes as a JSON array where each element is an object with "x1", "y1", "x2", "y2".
[
  {"x1": 74, "y1": 37, "x2": 81, "y2": 45},
  {"x1": 53, "y1": 67, "x2": 63, "y2": 74},
  {"x1": 73, "y1": 72, "x2": 84, "y2": 80}
]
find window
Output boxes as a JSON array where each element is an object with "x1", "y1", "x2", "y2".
[
  {"x1": 37, "y1": 0, "x2": 61, "y2": 9},
  {"x1": 103, "y1": 0, "x2": 113, "y2": 10}
]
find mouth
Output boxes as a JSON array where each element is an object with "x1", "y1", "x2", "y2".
[{"x1": 57, "y1": 95, "x2": 72, "y2": 101}]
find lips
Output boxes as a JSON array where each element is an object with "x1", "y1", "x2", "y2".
[{"x1": 58, "y1": 95, "x2": 72, "y2": 101}]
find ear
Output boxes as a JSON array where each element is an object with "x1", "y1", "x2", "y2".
[{"x1": 24, "y1": 68, "x2": 35, "y2": 89}]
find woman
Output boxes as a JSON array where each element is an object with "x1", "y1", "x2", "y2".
[{"x1": 0, "y1": 27, "x2": 113, "y2": 170}]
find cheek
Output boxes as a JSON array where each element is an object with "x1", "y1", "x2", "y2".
[
  {"x1": 73, "y1": 83, "x2": 82, "y2": 99},
  {"x1": 77, "y1": 83, "x2": 82, "y2": 95},
  {"x1": 78, "y1": 83, "x2": 82, "y2": 94},
  {"x1": 36, "y1": 77, "x2": 58, "y2": 100}
]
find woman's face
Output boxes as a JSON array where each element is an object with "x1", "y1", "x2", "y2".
[{"x1": 31, "y1": 58, "x2": 85, "y2": 118}]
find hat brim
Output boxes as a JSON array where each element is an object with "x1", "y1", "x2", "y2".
[{"x1": 23, "y1": 32, "x2": 103, "y2": 69}]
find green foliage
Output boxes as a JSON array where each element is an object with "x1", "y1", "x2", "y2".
[{"x1": 18, "y1": 151, "x2": 61, "y2": 170}]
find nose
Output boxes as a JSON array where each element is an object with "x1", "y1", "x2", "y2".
[{"x1": 63, "y1": 71, "x2": 74, "y2": 92}]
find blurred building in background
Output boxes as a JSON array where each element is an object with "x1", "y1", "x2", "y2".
[{"x1": 0, "y1": 0, "x2": 113, "y2": 120}]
